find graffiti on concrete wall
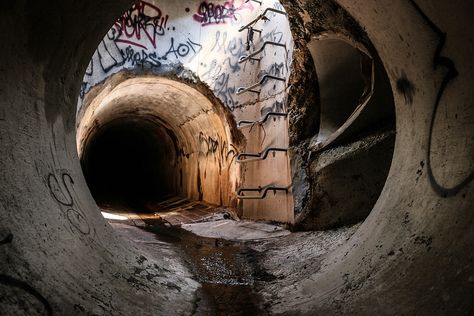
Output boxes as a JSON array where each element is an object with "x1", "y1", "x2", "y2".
[
  {"x1": 47, "y1": 171, "x2": 92, "y2": 236},
  {"x1": 80, "y1": 0, "x2": 294, "y2": 115},
  {"x1": 80, "y1": 0, "x2": 203, "y2": 99},
  {"x1": 114, "y1": 0, "x2": 168, "y2": 49},
  {"x1": 198, "y1": 132, "x2": 238, "y2": 164},
  {"x1": 197, "y1": 30, "x2": 250, "y2": 109},
  {"x1": 193, "y1": 0, "x2": 254, "y2": 27},
  {"x1": 197, "y1": 22, "x2": 291, "y2": 110},
  {"x1": 409, "y1": 0, "x2": 473, "y2": 198}
]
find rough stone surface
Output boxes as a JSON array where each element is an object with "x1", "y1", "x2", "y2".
[{"x1": 295, "y1": 130, "x2": 395, "y2": 230}]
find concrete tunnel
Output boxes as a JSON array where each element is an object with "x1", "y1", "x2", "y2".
[{"x1": 0, "y1": 0, "x2": 473, "y2": 314}]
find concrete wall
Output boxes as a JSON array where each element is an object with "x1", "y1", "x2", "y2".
[
  {"x1": 1, "y1": 0, "x2": 473, "y2": 314},
  {"x1": 0, "y1": 1, "x2": 199, "y2": 314},
  {"x1": 270, "y1": 0, "x2": 474, "y2": 313},
  {"x1": 78, "y1": 0, "x2": 296, "y2": 222}
]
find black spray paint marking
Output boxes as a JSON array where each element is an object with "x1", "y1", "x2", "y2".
[
  {"x1": 396, "y1": 73, "x2": 415, "y2": 105},
  {"x1": 409, "y1": 0, "x2": 472, "y2": 197},
  {"x1": 47, "y1": 173, "x2": 74, "y2": 207},
  {"x1": 46, "y1": 172, "x2": 91, "y2": 235},
  {"x1": 0, "y1": 233, "x2": 13, "y2": 245},
  {"x1": 0, "y1": 274, "x2": 53, "y2": 316},
  {"x1": 66, "y1": 209, "x2": 91, "y2": 235}
]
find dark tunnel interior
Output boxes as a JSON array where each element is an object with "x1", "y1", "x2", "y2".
[{"x1": 80, "y1": 117, "x2": 178, "y2": 211}]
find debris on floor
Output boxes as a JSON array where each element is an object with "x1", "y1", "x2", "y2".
[{"x1": 181, "y1": 220, "x2": 290, "y2": 241}]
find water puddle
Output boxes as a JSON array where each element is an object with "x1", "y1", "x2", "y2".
[{"x1": 145, "y1": 223, "x2": 269, "y2": 315}]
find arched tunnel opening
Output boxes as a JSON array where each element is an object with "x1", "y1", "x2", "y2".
[
  {"x1": 1, "y1": 0, "x2": 474, "y2": 315},
  {"x1": 76, "y1": 75, "x2": 244, "y2": 224},
  {"x1": 81, "y1": 116, "x2": 178, "y2": 210}
]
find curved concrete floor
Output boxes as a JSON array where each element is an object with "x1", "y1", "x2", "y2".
[{"x1": 1, "y1": 0, "x2": 473, "y2": 315}]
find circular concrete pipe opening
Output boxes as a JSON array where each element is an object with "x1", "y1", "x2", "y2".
[
  {"x1": 308, "y1": 33, "x2": 373, "y2": 146},
  {"x1": 81, "y1": 116, "x2": 178, "y2": 210},
  {"x1": 307, "y1": 32, "x2": 395, "y2": 151},
  {"x1": 291, "y1": 30, "x2": 396, "y2": 231}
]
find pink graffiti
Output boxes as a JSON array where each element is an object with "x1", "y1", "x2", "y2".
[
  {"x1": 193, "y1": 0, "x2": 253, "y2": 27},
  {"x1": 114, "y1": 0, "x2": 169, "y2": 49}
]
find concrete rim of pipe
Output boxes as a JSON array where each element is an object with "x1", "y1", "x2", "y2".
[
  {"x1": 309, "y1": 33, "x2": 374, "y2": 150},
  {"x1": 275, "y1": 0, "x2": 474, "y2": 313},
  {"x1": 1, "y1": 0, "x2": 473, "y2": 314}
]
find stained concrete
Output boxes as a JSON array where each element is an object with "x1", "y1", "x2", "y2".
[
  {"x1": 277, "y1": 0, "x2": 474, "y2": 314},
  {"x1": 182, "y1": 220, "x2": 290, "y2": 241}
]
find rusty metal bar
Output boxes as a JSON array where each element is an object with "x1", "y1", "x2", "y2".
[
  {"x1": 238, "y1": 8, "x2": 287, "y2": 32},
  {"x1": 245, "y1": 0, "x2": 262, "y2": 4},
  {"x1": 237, "y1": 185, "x2": 288, "y2": 199},
  {"x1": 239, "y1": 41, "x2": 287, "y2": 63},
  {"x1": 237, "y1": 112, "x2": 288, "y2": 128},
  {"x1": 237, "y1": 147, "x2": 288, "y2": 163},
  {"x1": 236, "y1": 74, "x2": 286, "y2": 95}
]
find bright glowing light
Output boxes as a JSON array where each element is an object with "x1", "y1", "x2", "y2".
[{"x1": 101, "y1": 212, "x2": 128, "y2": 221}]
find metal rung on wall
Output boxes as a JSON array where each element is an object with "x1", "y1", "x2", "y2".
[
  {"x1": 236, "y1": 74, "x2": 286, "y2": 95},
  {"x1": 239, "y1": 41, "x2": 287, "y2": 63},
  {"x1": 237, "y1": 112, "x2": 288, "y2": 128},
  {"x1": 237, "y1": 185, "x2": 289, "y2": 199},
  {"x1": 235, "y1": 4, "x2": 290, "y2": 203},
  {"x1": 237, "y1": 147, "x2": 288, "y2": 163},
  {"x1": 245, "y1": 0, "x2": 262, "y2": 4},
  {"x1": 238, "y1": 8, "x2": 287, "y2": 32}
]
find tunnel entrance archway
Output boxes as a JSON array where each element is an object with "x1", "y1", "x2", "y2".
[{"x1": 77, "y1": 75, "x2": 244, "y2": 212}]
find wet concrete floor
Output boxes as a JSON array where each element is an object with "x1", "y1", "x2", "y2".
[
  {"x1": 100, "y1": 199, "x2": 280, "y2": 315},
  {"x1": 145, "y1": 223, "x2": 270, "y2": 315}
]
